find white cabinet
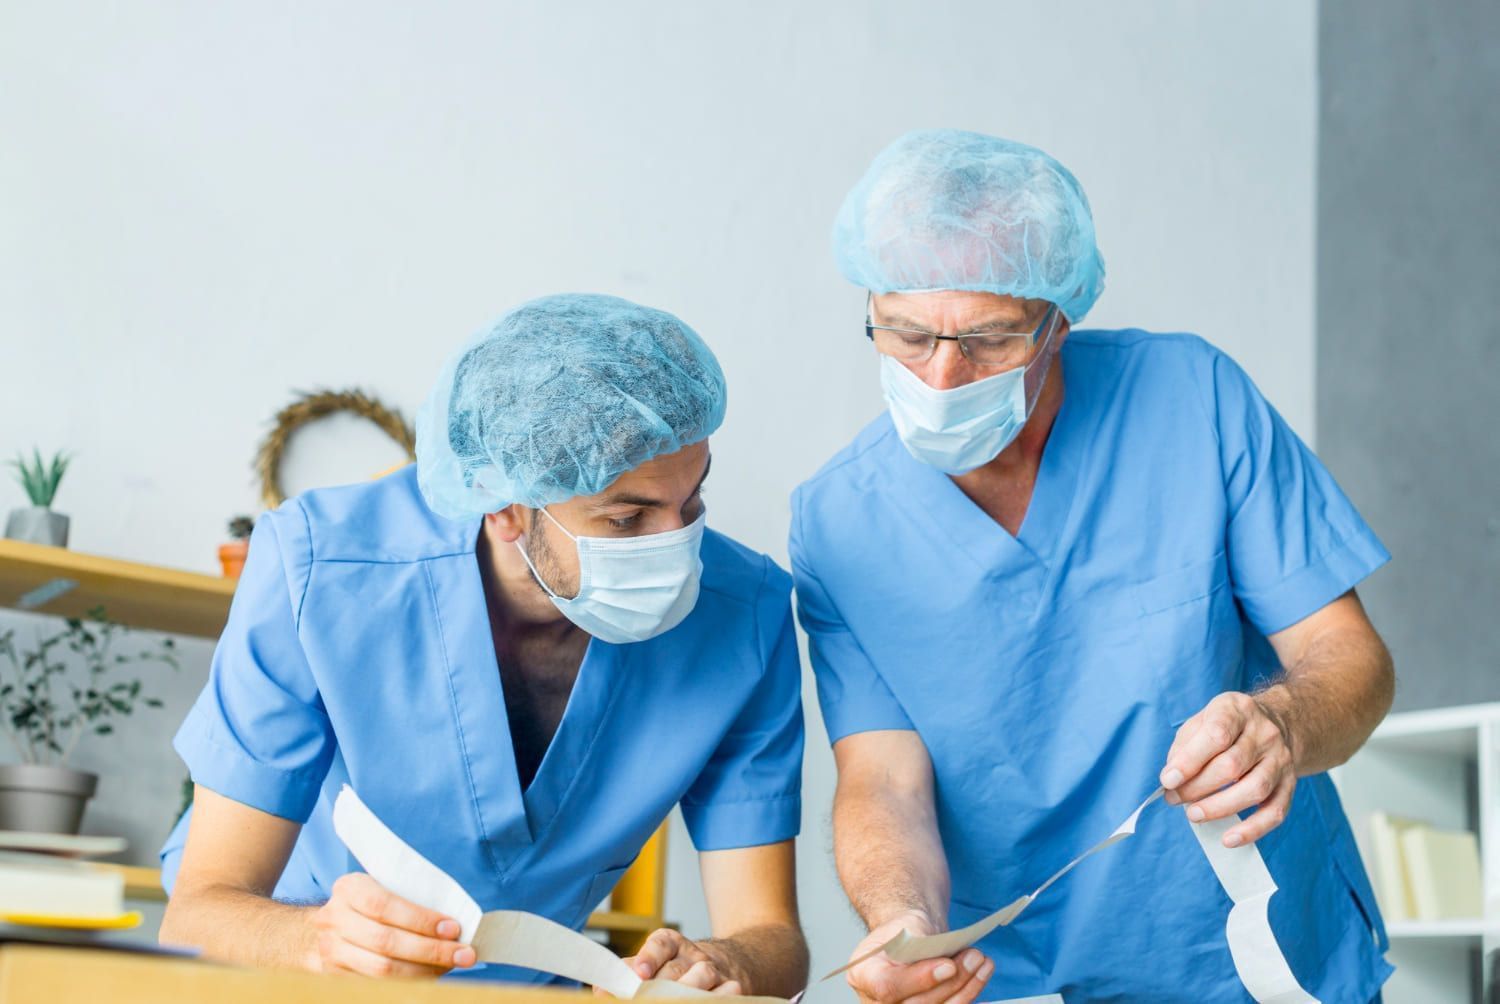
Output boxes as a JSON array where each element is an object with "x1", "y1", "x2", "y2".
[{"x1": 1333, "y1": 702, "x2": 1500, "y2": 1003}]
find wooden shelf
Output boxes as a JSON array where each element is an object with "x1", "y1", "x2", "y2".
[
  {"x1": 585, "y1": 911, "x2": 674, "y2": 936},
  {"x1": 1336, "y1": 703, "x2": 1500, "y2": 1003},
  {"x1": 95, "y1": 864, "x2": 168, "y2": 903},
  {"x1": 0, "y1": 539, "x2": 235, "y2": 638},
  {"x1": 1385, "y1": 919, "x2": 1500, "y2": 939}
]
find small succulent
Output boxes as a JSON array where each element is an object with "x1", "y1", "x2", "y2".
[
  {"x1": 8, "y1": 449, "x2": 71, "y2": 508},
  {"x1": 227, "y1": 515, "x2": 256, "y2": 541}
]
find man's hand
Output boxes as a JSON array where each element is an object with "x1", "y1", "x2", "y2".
[
  {"x1": 846, "y1": 910, "x2": 992, "y2": 1004},
  {"x1": 308, "y1": 872, "x2": 476, "y2": 977},
  {"x1": 1160, "y1": 691, "x2": 1297, "y2": 847},
  {"x1": 620, "y1": 928, "x2": 746, "y2": 994}
]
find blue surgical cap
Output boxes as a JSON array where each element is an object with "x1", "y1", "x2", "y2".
[
  {"x1": 833, "y1": 129, "x2": 1105, "y2": 323},
  {"x1": 416, "y1": 293, "x2": 726, "y2": 518}
]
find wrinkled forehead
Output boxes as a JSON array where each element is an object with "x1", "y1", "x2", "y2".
[{"x1": 870, "y1": 289, "x2": 1052, "y2": 331}]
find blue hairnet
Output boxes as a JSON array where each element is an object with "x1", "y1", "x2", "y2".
[
  {"x1": 833, "y1": 129, "x2": 1105, "y2": 323},
  {"x1": 415, "y1": 293, "x2": 726, "y2": 518}
]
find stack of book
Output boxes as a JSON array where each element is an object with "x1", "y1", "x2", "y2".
[
  {"x1": 1367, "y1": 811, "x2": 1484, "y2": 923},
  {"x1": 0, "y1": 830, "x2": 139, "y2": 932}
]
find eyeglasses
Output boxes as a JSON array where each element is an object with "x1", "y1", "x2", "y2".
[{"x1": 865, "y1": 298, "x2": 1059, "y2": 368}]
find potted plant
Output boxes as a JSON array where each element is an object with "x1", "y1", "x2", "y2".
[
  {"x1": 0, "y1": 609, "x2": 177, "y2": 834},
  {"x1": 219, "y1": 515, "x2": 255, "y2": 578},
  {"x1": 4, "y1": 449, "x2": 72, "y2": 548}
]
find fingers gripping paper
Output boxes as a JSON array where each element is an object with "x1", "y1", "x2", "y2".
[
  {"x1": 1189, "y1": 815, "x2": 1318, "y2": 1004},
  {"x1": 332, "y1": 782, "x2": 1312, "y2": 1003},
  {"x1": 819, "y1": 788, "x2": 1164, "y2": 982},
  {"x1": 332, "y1": 786, "x2": 779, "y2": 1001},
  {"x1": 331, "y1": 783, "x2": 485, "y2": 943}
]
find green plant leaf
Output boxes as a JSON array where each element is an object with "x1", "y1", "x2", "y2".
[{"x1": 0, "y1": 602, "x2": 174, "y2": 763}]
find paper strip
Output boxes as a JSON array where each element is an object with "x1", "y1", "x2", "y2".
[
  {"x1": 817, "y1": 788, "x2": 1163, "y2": 981},
  {"x1": 331, "y1": 786, "x2": 485, "y2": 942},
  {"x1": 332, "y1": 783, "x2": 1155, "y2": 1004},
  {"x1": 332, "y1": 786, "x2": 783, "y2": 1001},
  {"x1": 1189, "y1": 814, "x2": 1319, "y2": 1004},
  {"x1": 1028, "y1": 786, "x2": 1161, "y2": 901},
  {"x1": 470, "y1": 909, "x2": 643, "y2": 998}
]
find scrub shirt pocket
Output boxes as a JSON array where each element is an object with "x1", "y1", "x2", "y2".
[{"x1": 1132, "y1": 552, "x2": 1244, "y2": 724}]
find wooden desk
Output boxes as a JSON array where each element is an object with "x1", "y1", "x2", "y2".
[{"x1": 0, "y1": 942, "x2": 588, "y2": 1003}]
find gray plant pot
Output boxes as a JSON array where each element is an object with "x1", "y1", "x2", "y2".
[
  {"x1": 4, "y1": 506, "x2": 70, "y2": 548},
  {"x1": 0, "y1": 763, "x2": 98, "y2": 834}
]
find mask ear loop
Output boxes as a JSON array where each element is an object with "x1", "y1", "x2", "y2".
[
  {"x1": 1021, "y1": 304, "x2": 1064, "y2": 414},
  {"x1": 513, "y1": 505, "x2": 579, "y2": 600},
  {"x1": 535, "y1": 505, "x2": 579, "y2": 543}
]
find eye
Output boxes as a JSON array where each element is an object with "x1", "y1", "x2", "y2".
[{"x1": 608, "y1": 512, "x2": 642, "y2": 531}]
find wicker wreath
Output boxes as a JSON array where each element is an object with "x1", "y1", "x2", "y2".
[{"x1": 254, "y1": 388, "x2": 416, "y2": 510}]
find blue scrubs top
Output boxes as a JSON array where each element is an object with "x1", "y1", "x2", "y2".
[
  {"x1": 791, "y1": 331, "x2": 1392, "y2": 1003},
  {"x1": 163, "y1": 466, "x2": 803, "y2": 984}
]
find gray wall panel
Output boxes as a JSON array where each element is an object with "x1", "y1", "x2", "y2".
[{"x1": 1318, "y1": 0, "x2": 1500, "y2": 710}]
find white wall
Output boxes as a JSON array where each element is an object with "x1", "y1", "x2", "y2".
[{"x1": 0, "y1": 0, "x2": 1316, "y2": 975}]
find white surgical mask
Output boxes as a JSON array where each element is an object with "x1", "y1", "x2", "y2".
[
  {"x1": 878, "y1": 315, "x2": 1060, "y2": 474},
  {"x1": 516, "y1": 508, "x2": 706, "y2": 645}
]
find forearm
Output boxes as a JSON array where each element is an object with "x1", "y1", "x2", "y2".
[
  {"x1": 834, "y1": 777, "x2": 950, "y2": 931},
  {"x1": 702, "y1": 922, "x2": 809, "y2": 999},
  {"x1": 161, "y1": 883, "x2": 317, "y2": 970},
  {"x1": 1255, "y1": 624, "x2": 1394, "y2": 775}
]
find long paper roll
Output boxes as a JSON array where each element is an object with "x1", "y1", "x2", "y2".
[
  {"x1": 1189, "y1": 815, "x2": 1319, "y2": 1004},
  {"x1": 333, "y1": 783, "x2": 1270, "y2": 1004},
  {"x1": 818, "y1": 788, "x2": 1163, "y2": 980},
  {"x1": 332, "y1": 786, "x2": 784, "y2": 1001},
  {"x1": 332, "y1": 783, "x2": 484, "y2": 942}
]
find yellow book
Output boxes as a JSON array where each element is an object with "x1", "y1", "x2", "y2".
[
  {"x1": 0, "y1": 850, "x2": 139, "y2": 929},
  {"x1": 1367, "y1": 811, "x2": 1420, "y2": 922},
  {"x1": 1399, "y1": 824, "x2": 1484, "y2": 921}
]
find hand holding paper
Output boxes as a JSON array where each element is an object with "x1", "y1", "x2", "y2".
[
  {"x1": 329, "y1": 782, "x2": 1302, "y2": 1004},
  {"x1": 823, "y1": 787, "x2": 1163, "y2": 991},
  {"x1": 331, "y1": 785, "x2": 784, "y2": 1002},
  {"x1": 842, "y1": 912, "x2": 992, "y2": 1004},
  {"x1": 307, "y1": 871, "x2": 476, "y2": 977},
  {"x1": 1161, "y1": 691, "x2": 1299, "y2": 848}
]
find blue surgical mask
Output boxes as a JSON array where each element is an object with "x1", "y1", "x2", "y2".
[
  {"x1": 516, "y1": 508, "x2": 706, "y2": 645},
  {"x1": 879, "y1": 321, "x2": 1059, "y2": 474}
]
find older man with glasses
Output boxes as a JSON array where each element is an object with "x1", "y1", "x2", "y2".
[{"x1": 791, "y1": 129, "x2": 1396, "y2": 1003}]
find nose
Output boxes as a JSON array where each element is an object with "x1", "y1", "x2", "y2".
[{"x1": 918, "y1": 339, "x2": 980, "y2": 391}]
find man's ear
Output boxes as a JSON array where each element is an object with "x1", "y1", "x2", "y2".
[
  {"x1": 487, "y1": 504, "x2": 529, "y2": 543},
  {"x1": 1052, "y1": 317, "x2": 1072, "y2": 351}
]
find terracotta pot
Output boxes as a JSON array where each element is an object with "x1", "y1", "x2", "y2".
[
  {"x1": 218, "y1": 540, "x2": 249, "y2": 579},
  {"x1": 0, "y1": 763, "x2": 98, "y2": 834}
]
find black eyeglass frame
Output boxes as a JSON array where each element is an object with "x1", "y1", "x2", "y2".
[{"x1": 864, "y1": 296, "x2": 1061, "y2": 367}]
